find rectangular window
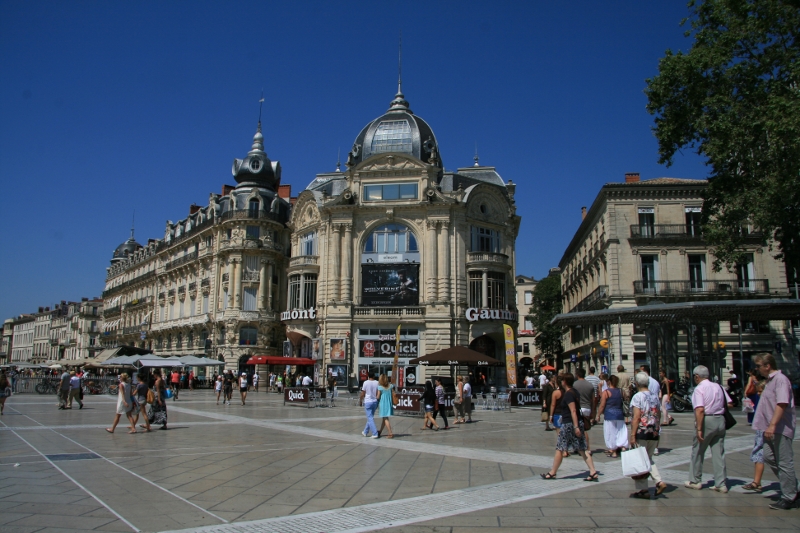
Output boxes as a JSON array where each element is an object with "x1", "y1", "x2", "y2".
[
  {"x1": 243, "y1": 288, "x2": 257, "y2": 311},
  {"x1": 202, "y1": 294, "x2": 209, "y2": 314},
  {"x1": 303, "y1": 274, "x2": 317, "y2": 309},
  {"x1": 523, "y1": 343, "x2": 530, "y2": 355},
  {"x1": 223, "y1": 288, "x2": 229, "y2": 309},
  {"x1": 487, "y1": 272, "x2": 506, "y2": 309},
  {"x1": 638, "y1": 208, "x2": 655, "y2": 237},
  {"x1": 363, "y1": 183, "x2": 418, "y2": 201},
  {"x1": 524, "y1": 318, "x2": 533, "y2": 330},
  {"x1": 736, "y1": 253, "x2": 755, "y2": 291},
  {"x1": 301, "y1": 232, "x2": 317, "y2": 256},
  {"x1": 179, "y1": 298, "x2": 184, "y2": 318},
  {"x1": 169, "y1": 302, "x2": 174, "y2": 320},
  {"x1": 730, "y1": 320, "x2": 770, "y2": 334},
  {"x1": 288, "y1": 275, "x2": 301, "y2": 310},
  {"x1": 641, "y1": 255, "x2": 658, "y2": 291},
  {"x1": 688, "y1": 254, "x2": 706, "y2": 290},
  {"x1": 246, "y1": 225, "x2": 259, "y2": 240},
  {"x1": 471, "y1": 226, "x2": 500, "y2": 253},
  {"x1": 524, "y1": 291, "x2": 533, "y2": 305},
  {"x1": 468, "y1": 271, "x2": 483, "y2": 308},
  {"x1": 189, "y1": 297, "x2": 196, "y2": 316},
  {"x1": 685, "y1": 207, "x2": 702, "y2": 236}
]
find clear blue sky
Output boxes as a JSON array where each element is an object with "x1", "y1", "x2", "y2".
[{"x1": 0, "y1": 1, "x2": 708, "y2": 320}]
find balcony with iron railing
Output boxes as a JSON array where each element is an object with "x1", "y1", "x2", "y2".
[
  {"x1": 570, "y1": 285, "x2": 609, "y2": 313},
  {"x1": 123, "y1": 326, "x2": 142, "y2": 335},
  {"x1": 466, "y1": 252, "x2": 509, "y2": 265},
  {"x1": 630, "y1": 224, "x2": 704, "y2": 240},
  {"x1": 353, "y1": 307, "x2": 425, "y2": 317},
  {"x1": 102, "y1": 270, "x2": 157, "y2": 298},
  {"x1": 219, "y1": 209, "x2": 281, "y2": 223},
  {"x1": 633, "y1": 279, "x2": 770, "y2": 297},
  {"x1": 103, "y1": 305, "x2": 121, "y2": 316},
  {"x1": 165, "y1": 251, "x2": 198, "y2": 271}
]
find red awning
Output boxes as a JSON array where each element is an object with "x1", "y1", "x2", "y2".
[{"x1": 245, "y1": 356, "x2": 315, "y2": 366}]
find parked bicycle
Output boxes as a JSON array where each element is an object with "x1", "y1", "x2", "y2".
[
  {"x1": 82, "y1": 380, "x2": 108, "y2": 395},
  {"x1": 35, "y1": 378, "x2": 59, "y2": 395}
]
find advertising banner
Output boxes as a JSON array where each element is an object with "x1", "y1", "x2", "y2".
[
  {"x1": 394, "y1": 386, "x2": 424, "y2": 412},
  {"x1": 508, "y1": 388, "x2": 542, "y2": 407},
  {"x1": 283, "y1": 340, "x2": 293, "y2": 358},
  {"x1": 361, "y1": 264, "x2": 419, "y2": 306},
  {"x1": 359, "y1": 340, "x2": 418, "y2": 358},
  {"x1": 284, "y1": 387, "x2": 309, "y2": 404},
  {"x1": 327, "y1": 364, "x2": 348, "y2": 387},
  {"x1": 311, "y1": 338, "x2": 321, "y2": 360},
  {"x1": 503, "y1": 323, "x2": 517, "y2": 388},
  {"x1": 330, "y1": 338, "x2": 347, "y2": 360}
]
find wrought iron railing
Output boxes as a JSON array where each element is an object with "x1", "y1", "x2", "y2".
[
  {"x1": 165, "y1": 251, "x2": 198, "y2": 270},
  {"x1": 633, "y1": 279, "x2": 769, "y2": 296},
  {"x1": 570, "y1": 285, "x2": 608, "y2": 313},
  {"x1": 630, "y1": 224, "x2": 703, "y2": 239},
  {"x1": 353, "y1": 307, "x2": 425, "y2": 317}
]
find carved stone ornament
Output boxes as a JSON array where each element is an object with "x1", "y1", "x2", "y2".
[
  {"x1": 661, "y1": 249, "x2": 668, "y2": 255},
  {"x1": 239, "y1": 311, "x2": 258, "y2": 322},
  {"x1": 361, "y1": 155, "x2": 424, "y2": 172}
]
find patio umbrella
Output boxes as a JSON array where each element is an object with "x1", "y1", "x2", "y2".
[
  {"x1": 179, "y1": 356, "x2": 225, "y2": 366},
  {"x1": 49, "y1": 364, "x2": 63, "y2": 370},
  {"x1": 408, "y1": 346, "x2": 501, "y2": 366},
  {"x1": 539, "y1": 365, "x2": 556, "y2": 371}
]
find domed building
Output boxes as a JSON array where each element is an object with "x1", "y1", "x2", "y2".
[
  {"x1": 102, "y1": 121, "x2": 293, "y2": 372},
  {"x1": 284, "y1": 86, "x2": 521, "y2": 389}
]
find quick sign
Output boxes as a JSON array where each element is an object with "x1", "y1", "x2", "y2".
[
  {"x1": 465, "y1": 308, "x2": 518, "y2": 322},
  {"x1": 509, "y1": 389, "x2": 541, "y2": 406},
  {"x1": 360, "y1": 340, "x2": 417, "y2": 358}
]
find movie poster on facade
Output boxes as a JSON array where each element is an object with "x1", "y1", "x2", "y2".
[
  {"x1": 330, "y1": 338, "x2": 347, "y2": 360},
  {"x1": 361, "y1": 264, "x2": 419, "y2": 306},
  {"x1": 283, "y1": 340, "x2": 293, "y2": 358},
  {"x1": 311, "y1": 338, "x2": 321, "y2": 360},
  {"x1": 300, "y1": 338, "x2": 310, "y2": 358},
  {"x1": 327, "y1": 364, "x2": 348, "y2": 387}
]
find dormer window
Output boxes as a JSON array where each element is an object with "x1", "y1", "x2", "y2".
[{"x1": 250, "y1": 159, "x2": 261, "y2": 171}]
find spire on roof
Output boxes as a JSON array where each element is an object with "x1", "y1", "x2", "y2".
[
  {"x1": 130, "y1": 210, "x2": 135, "y2": 240},
  {"x1": 336, "y1": 148, "x2": 341, "y2": 172},
  {"x1": 474, "y1": 142, "x2": 480, "y2": 167},
  {"x1": 388, "y1": 31, "x2": 412, "y2": 113}
]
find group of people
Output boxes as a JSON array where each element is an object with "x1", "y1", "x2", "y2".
[
  {"x1": 106, "y1": 368, "x2": 168, "y2": 433},
  {"x1": 213, "y1": 370, "x2": 252, "y2": 405}
]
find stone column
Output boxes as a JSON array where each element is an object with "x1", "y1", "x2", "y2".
[
  {"x1": 331, "y1": 225, "x2": 342, "y2": 301},
  {"x1": 427, "y1": 220, "x2": 438, "y2": 302},
  {"x1": 217, "y1": 261, "x2": 227, "y2": 311},
  {"x1": 258, "y1": 259, "x2": 268, "y2": 310},
  {"x1": 266, "y1": 262, "x2": 274, "y2": 311},
  {"x1": 342, "y1": 224, "x2": 353, "y2": 301},
  {"x1": 482, "y1": 269, "x2": 489, "y2": 308},
  {"x1": 230, "y1": 259, "x2": 240, "y2": 310},
  {"x1": 438, "y1": 221, "x2": 450, "y2": 302}
]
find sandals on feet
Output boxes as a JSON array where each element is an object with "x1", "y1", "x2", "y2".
[
  {"x1": 655, "y1": 482, "x2": 667, "y2": 495},
  {"x1": 584, "y1": 472, "x2": 599, "y2": 482},
  {"x1": 540, "y1": 472, "x2": 556, "y2": 480},
  {"x1": 741, "y1": 482, "x2": 762, "y2": 492},
  {"x1": 631, "y1": 490, "x2": 651, "y2": 499}
]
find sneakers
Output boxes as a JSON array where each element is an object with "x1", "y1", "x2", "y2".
[
  {"x1": 369, "y1": 435, "x2": 379, "y2": 439},
  {"x1": 654, "y1": 448, "x2": 659, "y2": 456},
  {"x1": 361, "y1": 430, "x2": 368, "y2": 437},
  {"x1": 769, "y1": 498, "x2": 796, "y2": 510},
  {"x1": 710, "y1": 485, "x2": 728, "y2": 493},
  {"x1": 684, "y1": 481, "x2": 703, "y2": 490}
]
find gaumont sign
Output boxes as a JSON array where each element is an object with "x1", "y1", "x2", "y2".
[
  {"x1": 465, "y1": 308, "x2": 518, "y2": 322},
  {"x1": 509, "y1": 388, "x2": 542, "y2": 407},
  {"x1": 280, "y1": 307, "x2": 317, "y2": 321}
]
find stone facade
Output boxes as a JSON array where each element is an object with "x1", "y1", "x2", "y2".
[
  {"x1": 281, "y1": 89, "x2": 520, "y2": 388},
  {"x1": 558, "y1": 173, "x2": 793, "y2": 378},
  {"x1": 102, "y1": 124, "x2": 292, "y2": 372}
]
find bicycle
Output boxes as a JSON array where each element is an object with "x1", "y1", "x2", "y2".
[{"x1": 35, "y1": 379, "x2": 59, "y2": 395}]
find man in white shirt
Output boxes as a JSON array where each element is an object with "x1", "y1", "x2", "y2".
[
  {"x1": 463, "y1": 377, "x2": 473, "y2": 422},
  {"x1": 360, "y1": 374, "x2": 380, "y2": 438},
  {"x1": 301, "y1": 374, "x2": 312, "y2": 387},
  {"x1": 585, "y1": 367, "x2": 601, "y2": 397},
  {"x1": 539, "y1": 372, "x2": 548, "y2": 388},
  {"x1": 639, "y1": 365, "x2": 661, "y2": 398},
  {"x1": 686, "y1": 365, "x2": 732, "y2": 493}
]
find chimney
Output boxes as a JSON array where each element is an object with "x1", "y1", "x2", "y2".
[
  {"x1": 82, "y1": 297, "x2": 88, "y2": 302},
  {"x1": 38, "y1": 307, "x2": 44, "y2": 313},
  {"x1": 581, "y1": 206, "x2": 587, "y2": 220},
  {"x1": 221, "y1": 184, "x2": 235, "y2": 196},
  {"x1": 189, "y1": 204, "x2": 201, "y2": 215},
  {"x1": 45, "y1": 307, "x2": 50, "y2": 311},
  {"x1": 278, "y1": 184, "x2": 291, "y2": 199},
  {"x1": 625, "y1": 172, "x2": 640, "y2": 183}
]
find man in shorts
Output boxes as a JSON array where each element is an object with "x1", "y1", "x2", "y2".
[{"x1": 573, "y1": 367, "x2": 596, "y2": 451}]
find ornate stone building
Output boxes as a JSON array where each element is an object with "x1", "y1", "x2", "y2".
[
  {"x1": 283, "y1": 87, "x2": 520, "y2": 388},
  {"x1": 102, "y1": 121, "x2": 293, "y2": 371}
]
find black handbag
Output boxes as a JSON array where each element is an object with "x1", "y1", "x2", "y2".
[{"x1": 718, "y1": 384, "x2": 737, "y2": 430}]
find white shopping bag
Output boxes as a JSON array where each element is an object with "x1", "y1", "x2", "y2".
[{"x1": 621, "y1": 445, "x2": 651, "y2": 477}]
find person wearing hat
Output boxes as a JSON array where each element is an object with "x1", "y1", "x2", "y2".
[{"x1": 239, "y1": 372, "x2": 249, "y2": 405}]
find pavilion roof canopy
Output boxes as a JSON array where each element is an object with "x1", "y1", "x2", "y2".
[{"x1": 551, "y1": 299, "x2": 800, "y2": 327}]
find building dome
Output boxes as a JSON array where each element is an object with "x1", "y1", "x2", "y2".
[
  {"x1": 346, "y1": 89, "x2": 442, "y2": 169},
  {"x1": 232, "y1": 123, "x2": 281, "y2": 190},
  {"x1": 111, "y1": 235, "x2": 142, "y2": 263}
]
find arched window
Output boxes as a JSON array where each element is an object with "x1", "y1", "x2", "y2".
[
  {"x1": 363, "y1": 224, "x2": 418, "y2": 254},
  {"x1": 240, "y1": 327, "x2": 257, "y2": 346}
]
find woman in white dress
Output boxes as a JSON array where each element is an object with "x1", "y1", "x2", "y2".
[
  {"x1": 106, "y1": 373, "x2": 136, "y2": 434},
  {"x1": 594, "y1": 375, "x2": 628, "y2": 457}
]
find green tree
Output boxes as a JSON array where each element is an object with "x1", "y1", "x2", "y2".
[
  {"x1": 530, "y1": 274, "x2": 563, "y2": 358},
  {"x1": 645, "y1": 0, "x2": 800, "y2": 274}
]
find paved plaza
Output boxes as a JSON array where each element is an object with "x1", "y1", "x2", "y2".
[{"x1": 1, "y1": 389, "x2": 798, "y2": 533}]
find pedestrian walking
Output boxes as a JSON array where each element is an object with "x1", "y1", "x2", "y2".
[
  {"x1": 188, "y1": 370, "x2": 194, "y2": 391},
  {"x1": 360, "y1": 373, "x2": 379, "y2": 438},
  {"x1": 629, "y1": 372, "x2": 668, "y2": 499},
  {"x1": 542, "y1": 374, "x2": 555, "y2": 431},
  {"x1": 742, "y1": 378, "x2": 767, "y2": 493},
  {"x1": 540, "y1": 372, "x2": 599, "y2": 481},
  {"x1": 433, "y1": 378, "x2": 449, "y2": 429},
  {"x1": 276, "y1": 374, "x2": 283, "y2": 393},
  {"x1": 751, "y1": 353, "x2": 799, "y2": 510},
  {"x1": 239, "y1": 372, "x2": 248, "y2": 405},
  {"x1": 595, "y1": 375, "x2": 627, "y2": 457},
  {"x1": 58, "y1": 369, "x2": 71, "y2": 410},
  {"x1": 462, "y1": 376, "x2": 473, "y2": 422},
  {"x1": 269, "y1": 372, "x2": 276, "y2": 392},
  {"x1": 377, "y1": 374, "x2": 395, "y2": 438},
  {"x1": 106, "y1": 373, "x2": 136, "y2": 434},
  {"x1": 327, "y1": 374, "x2": 336, "y2": 406},
  {"x1": 0, "y1": 373, "x2": 11, "y2": 415},
  {"x1": 659, "y1": 369, "x2": 675, "y2": 426},
  {"x1": 421, "y1": 380, "x2": 440, "y2": 431},
  {"x1": 133, "y1": 370, "x2": 151, "y2": 432},
  {"x1": 585, "y1": 366, "x2": 601, "y2": 398},
  {"x1": 685, "y1": 365, "x2": 732, "y2": 492},
  {"x1": 215, "y1": 375, "x2": 223, "y2": 404},
  {"x1": 149, "y1": 369, "x2": 168, "y2": 430},
  {"x1": 454, "y1": 375, "x2": 466, "y2": 424},
  {"x1": 68, "y1": 370, "x2": 83, "y2": 409},
  {"x1": 223, "y1": 370, "x2": 234, "y2": 404},
  {"x1": 252, "y1": 372, "x2": 259, "y2": 392},
  {"x1": 573, "y1": 368, "x2": 596, "y2": 454},
  {"x1": 744, "y1": 369, "x2": 761, "y2": 425},
  {"x1": 616, "y1": 365, "x2": 632, "y2": 423}
]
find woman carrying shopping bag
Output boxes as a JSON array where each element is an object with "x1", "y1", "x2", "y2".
[{"x1": 628, "y1": 372, "x2": 668, "y2": 499}]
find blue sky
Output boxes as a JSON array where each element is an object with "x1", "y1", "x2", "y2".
[{"x1": 0, "y1": 1, "x2": 708, "y2": 320}]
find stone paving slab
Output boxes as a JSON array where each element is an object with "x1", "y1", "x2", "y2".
[{"x1": 1, "y1": 391, "x2": 797, "y2": 533}]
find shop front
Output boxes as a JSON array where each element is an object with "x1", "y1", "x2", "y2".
[{"x1": 355, "y1": 328, "x2": 419, "y2": 389}]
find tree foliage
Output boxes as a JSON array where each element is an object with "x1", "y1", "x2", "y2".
[
  {"x1": 645, "y1": 0, "x2": 800, "y2": 273},
  {"x1": 530, "y1": 274, "x2": 563, "y2": 358}
]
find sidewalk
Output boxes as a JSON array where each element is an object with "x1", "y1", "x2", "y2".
[{"x1": 0, "y1": 390, "x2": 797, "y2": 533}]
